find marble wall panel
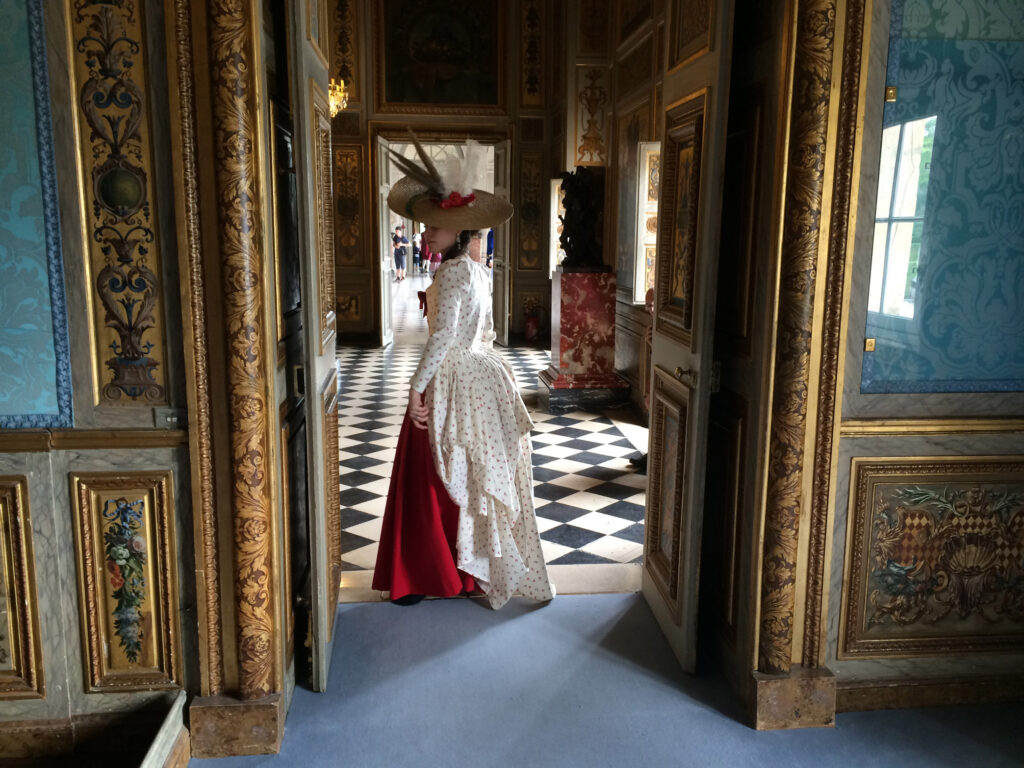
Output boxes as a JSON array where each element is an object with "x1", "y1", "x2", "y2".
[
  {"x1": 0, "y1": 452, "x2": 67, "y2": 722},
  {"x1": 50, "y1": 447, "x2": 193, "y2": 715},
  {"x1": 826, "y1": 432, "x2": 1024, "y2": 681}
]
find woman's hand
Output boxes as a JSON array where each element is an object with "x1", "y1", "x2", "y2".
[{"x1": 407, "y1": 388, "x2": 428, "y2": 430}]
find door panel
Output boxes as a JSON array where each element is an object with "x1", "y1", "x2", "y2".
[
  {"x1": 377, "y1": 137, "x2": 394, "y2": 347},
  {"x1": 491, "y1": 140, "x2": 511, "y2": 346},
  {"x1": 288, "y1": 0, "x2": 337, "y2": 690},
  {"x1": 643, "y1": 0, "x2": 735, "y2": 672}
]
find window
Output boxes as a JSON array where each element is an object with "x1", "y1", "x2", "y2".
[{"x1": 867, "y1": 115, "x2": 936, "y2": 319}]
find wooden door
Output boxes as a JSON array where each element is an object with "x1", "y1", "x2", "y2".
[
  {"x1": 288, "y1": 0, "x2": 338, "y2": 690},
  {"x1": 376, "y1": 136, "x2": 395, "y2": 347},
  {"x1": 643, "y1": 0, "x2": 735, "y2": 672},
  {"x1": 491, "y1": 140, "x2": 511, "y2": 346}
]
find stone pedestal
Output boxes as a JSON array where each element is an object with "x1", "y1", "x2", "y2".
[
  {"x1": 189, "y1": 693, "x2": 284, "y2": 757},
  {"x1": 537, "y1": 268, "x2": 629, "y2": 414},
  {"x1": 749, "y1": 665, "x2": 836, "y2": 730}
]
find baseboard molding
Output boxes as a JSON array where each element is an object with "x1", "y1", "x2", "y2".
[{"x1": 837, "y1": 674, "x2": 1024, "y2": 712}]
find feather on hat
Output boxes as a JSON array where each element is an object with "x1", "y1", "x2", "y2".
[{"x1": 386, "y1": 131, "x2": 513, "y2": 230}]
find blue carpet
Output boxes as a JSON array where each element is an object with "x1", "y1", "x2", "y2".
[{"x1": 193, "y1": 594, "x2": 1024, "y2": 767}]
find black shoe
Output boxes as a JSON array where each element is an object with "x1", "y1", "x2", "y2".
[
  {"x1": 628, "y1": 453, "x2": 648, "y2": 473},
  {"x1": 391, "y1": 593, "x2": 424, "y2": 606}
]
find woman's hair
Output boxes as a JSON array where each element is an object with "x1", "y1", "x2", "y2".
[{"x1": 441, "y1": 229, "x2": 482, "y2": 262}]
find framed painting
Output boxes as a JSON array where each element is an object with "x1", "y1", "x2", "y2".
[
  {"x1": 373, "y1": 0, "x2": 505, "y2": 115},
  {"x1": 655, "y1": 90, "x2": 707, "y2": 349}
]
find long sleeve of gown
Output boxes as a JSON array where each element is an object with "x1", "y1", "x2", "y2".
[{"x1": 410, "y1": 262, "x2": 464, "y2": 393}]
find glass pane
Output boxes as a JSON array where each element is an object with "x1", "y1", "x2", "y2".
[
  {"x1": 867, "y1": 222, "x2": 888, "y2": 313},
  {"x1": 876, "y1": 124, "x2": 900, "y2": 219},
  {"x1": 893, "y1": 116, "x2": 935, "y2": 218},
  {"x1": 862, "y1": 3, "x2": 1024, "y2": 394}
]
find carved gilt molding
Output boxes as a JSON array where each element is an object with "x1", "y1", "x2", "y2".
[
  {"x1": 208, "y1": 0, "x2": 274, "y2": 700},
  {"x1": 804, "y1": 0, "x2": 867, "y2": 669},
  {"x1": 759, "y1": 0, "x2": 837, "y2": 675},
  {"x1": 0, "y1": 478, "x2": 44, "y2": 699},
  {"x1": 311, "y1": 81, "x2": 336, "y2": 354},
  {"x1": 322, "y1": 370, "x2": 341, "y2": 637},
  {"x1": 71, "y1": 471, "x2": 181, "y2": 691},
  {"x1": 169, "y1": 0, "x2": 223, "y2": 696}
]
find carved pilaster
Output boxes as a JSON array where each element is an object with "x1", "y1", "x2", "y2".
[
  {"x1": 758, "y1": 0, "x2": 837, "y2": 675},
  {"x1": 207, "y1": 0, "x2": 274, "y2": 699}
]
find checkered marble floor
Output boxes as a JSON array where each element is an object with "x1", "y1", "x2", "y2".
[{"x1": 338, "y1": 272, "x2": 647, "y2": 581}]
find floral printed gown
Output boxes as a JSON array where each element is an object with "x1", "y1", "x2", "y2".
[{"x1": 412, "y1": 254, "x2": 555, "y2": 609}]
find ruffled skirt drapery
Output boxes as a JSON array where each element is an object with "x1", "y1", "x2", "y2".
[{"x1": 426, "y1": 345, "x2": 554, "y2": 609}]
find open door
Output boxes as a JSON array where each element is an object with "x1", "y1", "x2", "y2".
[
  {"x1": 376, "y1": 136, "x2": 395, "y2": 347},
  {"x1": 288, "y1": 0, "x2": 339, "y2": 690},
  {"x1": 490, "y1": 140, "x2": 511, "y2": 346},
  {"x1": 642, "y1": 0, "x2": 735, "y2": 671}
]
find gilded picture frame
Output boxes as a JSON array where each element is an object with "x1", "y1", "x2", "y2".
[
  {"x1": 841, "y1": 457, "x2": 1024, "y2": 659},
  {"x1": 70, "y1": 471, "x2": 181, "y2": 692},
  {"x1": 0, "y1": 477, "x2": 44, "y2": 699},
  {"x1": 373, "y1": 0, "x2": 506, "y2": 115}
]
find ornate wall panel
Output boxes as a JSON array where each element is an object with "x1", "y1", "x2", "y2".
[
  {"x1": 0, "y1": 477, "x2": 44, "y2": 699},
  {"x1": 615, "y1": 37, "x2": 653, "y2": 101},
  {"x1": 518, "y1": 151, "x2": 545, "y2": 270},
  {"x1": 841, "y1": 458, "x2": 1024, "y2": 658},
  {"x1": 311, "y1": 83, "x2": 336, "y2": 354},
  {"x1": 669, "y1": 0, "x2": 712, "y2": 70},
  {"x1": 520, "y1": 0, "x2": 544, "y2": 107},
  {"x1": 322, "y1": 372, "x2": 341, "y2": 637},
  {"x1": 69, "y1": 0, "x2": 168, "y2": 405},
  {"x1": 618, "y1": 0, "x2": 651, "y2": 45},
  {"x1": 331, "y1": 0, "x2": 359, "y2": 103},
  {"x1": 0, "y1": 0, "x2": 72, "y2": 428},
  {"x1": 575, "y1": 67, "x2": 610, "y2": 166},
  {"x1": 333, "y1": 145, "x2": 365, "y2": 269},
  {"x1": 645, "y1": 367, "x2": 691, "y2": 620},
  {"x1": 578, "y1": 0, "x2": 612, "y2": 57},
  {"x1": 655, "y1": 91, "x2": 706, "y2": 349},
  {"x1": 70, "y1": 471, "x2": 181, "y2": 691}
]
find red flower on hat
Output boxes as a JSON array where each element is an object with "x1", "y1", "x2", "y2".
[{"x1": 439, "y1": 191, "x2": 476, "y2": 209}]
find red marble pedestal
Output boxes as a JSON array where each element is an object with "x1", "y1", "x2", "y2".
[{"x1": 537, "y1": 268, "x2": 630, "y2": 414}]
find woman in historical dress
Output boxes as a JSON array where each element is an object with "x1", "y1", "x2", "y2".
[{"x1": 371, "y1": 138, "x2": 554, "y2": 610}]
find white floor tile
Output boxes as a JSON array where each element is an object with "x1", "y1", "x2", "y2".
[
  {"x1": 558, "y1": 490, "x2": 616, "y2": 511},
  {"x1": 581, "y1": 535, "x2": 644, "y2": 563},
  {"x1": 567, "y1": 511, "x2": 633, "y2": 535}
]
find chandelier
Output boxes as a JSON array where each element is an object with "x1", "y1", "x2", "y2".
[{"x1": 329, "y1": 78, "x2": 348, "y2": 117}]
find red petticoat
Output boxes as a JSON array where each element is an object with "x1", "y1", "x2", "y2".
[{"x1": 371, "y1": 414, "x2": 477, "y2": 600}]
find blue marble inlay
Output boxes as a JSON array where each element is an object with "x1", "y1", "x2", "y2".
[
  {"x1": 861, "y1": 0, "x2": 1024, "y2": 394},
  {"x1": 0, "y1": 0, "x2": 71, "y2": 427}
]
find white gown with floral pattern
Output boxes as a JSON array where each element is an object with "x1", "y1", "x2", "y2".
[{"x1": 411, "y1": 255, "x2": 554, "y2": 609}]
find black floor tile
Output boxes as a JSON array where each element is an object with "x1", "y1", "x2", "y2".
[
  {"x1": 541, "y1": 524, "x2": 604, "y2": 549},
  {"x1": 547, "y1": 549, "x2": 618, "y2": 565}
]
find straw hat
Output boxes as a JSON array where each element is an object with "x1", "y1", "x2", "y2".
[{"x1": 386, "y1": 133, "x2": 513, "y2": 230}]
